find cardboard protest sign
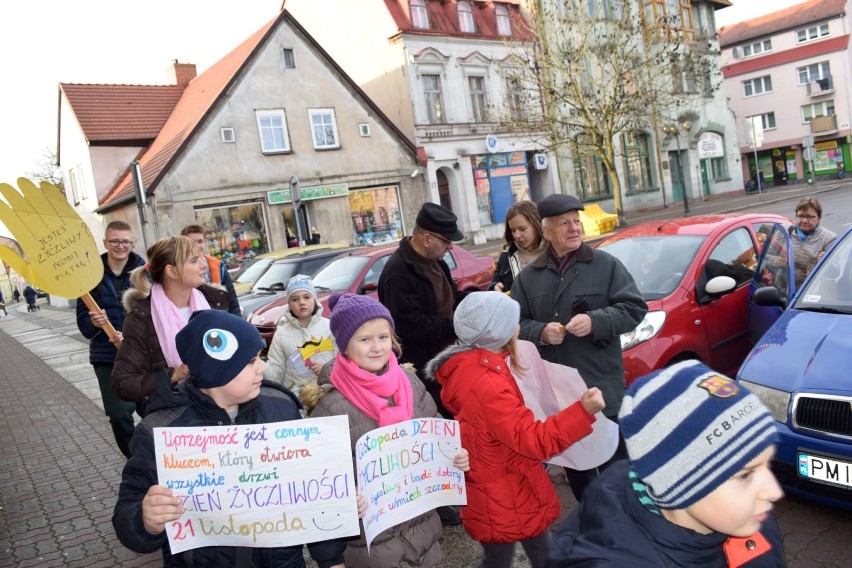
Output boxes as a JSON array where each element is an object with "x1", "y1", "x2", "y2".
[
  {"x1": 0, "y1": 178, "x2": 116, "y2": 336},
  {"x1": 153, "y1": 415, "x2": 359, "y2": 554},
  {"x1": 510, "y1": 340, "x2": 619, "y2": 470},
  {"x1": 355, "y1": 418, "x2": 466, "y2": 551}
]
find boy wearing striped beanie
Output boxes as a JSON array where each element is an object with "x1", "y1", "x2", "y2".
[{"x1": 548, "y1": 360, "x2": 785, "y2": 567}]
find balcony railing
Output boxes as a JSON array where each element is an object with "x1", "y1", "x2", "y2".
[
  {"x1": 806, "y1": 76, "x2": 834, "y2": 96},
  {"x1": 810, "y1": 114, "x2": 837, "y2": 134}
]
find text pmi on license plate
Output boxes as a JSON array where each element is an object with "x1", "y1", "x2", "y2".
[{"x1": 798, "y1": 453, "x2": 852, "y2": 488}]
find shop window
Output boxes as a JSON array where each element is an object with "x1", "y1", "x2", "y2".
[
  {"x1": 349, "y1": 186, "x2": 403, "y2": 245},
  {"x1": 710, "y1": 156, "x2": 728, "y2": 180},
  {"x1": 255, "y1": 110, "x2": 291, "y2": 154},
  {"x1": 194, "y1": 202, "x2": 269, "y2": 270},
  {"x1": 410, "y1": 0, "x2": 429, "y2": 29},
  {"x1": 458, "y1": 1, "x2": 475, "y2": 32},
  {"x1": 308, "y1": 108, "x2": 340, "y2": 150},
  {"x1": 622, "y1": 132, "x2": 654, "y2": 192}
]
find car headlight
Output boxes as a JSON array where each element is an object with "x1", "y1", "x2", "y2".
[
  {"x1": 620, "y1": 311, "x2": 666, "y2": 351},
  {"x1": 738, "y1": 380, "x2": 790, "y2": 423}
]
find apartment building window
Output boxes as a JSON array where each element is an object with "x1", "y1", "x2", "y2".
[
  {"x1": 422, "y1": 74, "x2": 444, "y2": 124},
  {"x1": 410, "y1": 0, "x2": 429, "y2": 29},
  {"x1": 801, "y1": 100, "x2": 835, "y2": 123},
  {"x1": 622, "y1": 132, "x2": 654, "y2": 192},
  {"x1": 742, "y1": 39, "x2": 772, "y2": 57},
  {"x1": 458, "y1": 1, "x2": 475, "y2": 32},
  {"x1": 495, "y1": 5, "x2": 512, "y2": 36},
  {"x1": 743, "y1": 75, "x2": 772, "y2": 97},
  {"x1": 506, "y1": 78, "x2": 525, "y2": 120},
  {"x1": 468, "y1": 76, "x2": 488, "y2": 122},
  {"x1": 748, "y1": 112, "x2": 776, "y2": 131},
  {"x1": 797, "y1": 61, "x2": 830, "y2": 84},
  {"x1": 673, "y1": 65, "x2": 698, "y2": 93},
  {"x1": 588, "y1": 0, "x2": 624, "y2": 19},
  {"x1": 255, "y1": 110, "x2": 291, "y2": 153},
  {"x1": 645, "y1": 0, "x2": 694, "y2": 41},
  {"x1": 308, "y1": 108, "x2": 340, "y2": 150},
  {"x1": 797, "y1": 23, "x2": 829, "y2": 43}
]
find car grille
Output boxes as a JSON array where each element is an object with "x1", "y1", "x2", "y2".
[{"x1": 794, "y1": 395, "x2": 852, "y2": 438}]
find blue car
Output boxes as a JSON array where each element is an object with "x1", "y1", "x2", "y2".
[{"x1": 738, "y1": 225, "x2": 852, "y2": 510}]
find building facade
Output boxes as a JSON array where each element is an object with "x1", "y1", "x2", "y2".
[{"x1": 720, "y1": 0, "x2": 849, "y2": 185}]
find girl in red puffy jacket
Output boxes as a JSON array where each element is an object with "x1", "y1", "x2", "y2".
[{"x1": 425, "y1": 291, "x2": 604, "y2": 568}]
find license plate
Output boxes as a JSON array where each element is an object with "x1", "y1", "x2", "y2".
[{"x1": 797, "y1": 453, "x2": 852, "y2": 488}]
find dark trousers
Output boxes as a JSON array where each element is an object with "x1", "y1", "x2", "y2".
[
  {"x1": 564, "y1": 417, "x2": 628, "y2": 501},
  {"x1": 478, "y1": 529, "x2": 552, "y2": 568},
  {"x1": 94, "y1": 364, "x2": 137, "y2": 458}
]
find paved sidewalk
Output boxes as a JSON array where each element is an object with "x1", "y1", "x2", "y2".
[{"x1": 0, "y1": 304, "x2": 160, "y2": 567}]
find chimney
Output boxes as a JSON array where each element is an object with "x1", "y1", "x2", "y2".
[{"x1": 168, "y1": 60, "x2": 197, "y2": 87}]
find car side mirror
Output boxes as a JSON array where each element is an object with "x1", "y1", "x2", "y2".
[
  {"x1": 360, "y1": 282, "x2": 378, "y2": 294},
  {"x1": 754, "y1": 285, "x2": 786, "y2": 308},
  {"x1": 705, "y1": 275, "x2": 736, "y2": 298}
]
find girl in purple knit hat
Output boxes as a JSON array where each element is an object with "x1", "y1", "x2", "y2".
[{"x1": 300, "y1": 293, "x2": 469, "y2": 568}]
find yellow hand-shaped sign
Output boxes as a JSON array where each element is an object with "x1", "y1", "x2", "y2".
[{"x1": 0, "y1": 178, "x2": 114, "y2": 336}]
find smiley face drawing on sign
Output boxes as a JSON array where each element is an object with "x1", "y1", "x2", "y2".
[{"x1": 312, "y1": 511, "x2": 344, "y2": 531}]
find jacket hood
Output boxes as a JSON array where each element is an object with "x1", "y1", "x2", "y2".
[
  {"x1": 424, "y1": 343, "x2": 484, "y2": 416},
  {"x1": 423, "y1": 342, "x2": 475, "y2": 383},
  {"x1": 122, "y1": 287, "x2": 147, "y2": 313}
]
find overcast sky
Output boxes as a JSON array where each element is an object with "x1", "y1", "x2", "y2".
[{"x1": 0, "y1": 0, "x2": 806, "y2": 188}]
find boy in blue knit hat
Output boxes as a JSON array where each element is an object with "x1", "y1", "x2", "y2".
[
  {"x1": 113, "y1": 310, "x2": 347, "y2": 567},
  {"x1": 548, "y1": 360, "x2": 785, "y2": 567}
]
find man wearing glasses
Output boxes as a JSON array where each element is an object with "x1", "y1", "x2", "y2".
[
  {"x1": 378, "y1": 202, "x2": 469, "y2": 525},
  {"x1": 76, "y1": 221, "x2": 144, "y2": 458}
]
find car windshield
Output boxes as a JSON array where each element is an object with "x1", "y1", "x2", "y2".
[
  {"x1": 313, "y1": 256, "x2": 370, "y2": 292},
  {"x1": 234, "y1": 258, "x2": 274, "y2": 284},
  {"x1": 253, "y1": 262, "x2": 298, "y2": 291},
  {"x1": 794, "y1": 230, "x2": 852, "y2": 314},
  {"x1": 598, "y1": 235, "x2": 705, "y2": 299}
]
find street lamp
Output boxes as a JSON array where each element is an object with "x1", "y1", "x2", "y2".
[{"x1": 662, "y1": 121, "x2": 693, "y2": 216}]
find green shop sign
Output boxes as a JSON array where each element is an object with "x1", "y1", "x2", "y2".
[{"x1": 267, "y1": 183, "x2": 349, "y2": 205}]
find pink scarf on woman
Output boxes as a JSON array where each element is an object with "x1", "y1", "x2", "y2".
[
  {"x1": 330, "y1": 352, "x2": 414, "y2": 426},
  {"x1": 150, "y1": 283, "x2": 210, "y2": 368}
]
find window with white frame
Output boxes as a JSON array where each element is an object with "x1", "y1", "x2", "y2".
[
  {"x1": 797, "y1": 61, "x2": 830, "y2": 84},
  {"x1": 747, "y1": 112, "x2": 776, "y2": 131},
  {"x1": 458, "y1": 1, "x2": 475, "y2": 32},
  {"x1": 506, "y1": 77, "x2": 525, "y2": 120},
  {"x1": 308, "y1": 108, "x2": 340, "y2": 149},
  {"x1": 797, "y1": 22, "x2": 829, "y2": 43},
  {"x1": 495, "y1": 4, "x2": 511, "y2": 36},
  {"x1": 255, "y1": 110, "x2": 290, "y2": 153},
  {"x1": 410, "y1": 0, "x2": 429, "y2": 29},
  {"x1": 422, "y1": 74, "x2": 444, "y2": 124},
  {"x1": 801, "y1": 100, "x2": 835, "y2": 123},
  {"x1": 743, "y1": 75, "x2": 772, "y2": 97},
  {"x1": 588, "y1": 0, "x2": 624, "y2": 20},
  {"x1": 468, "y1": 76, "x2": 488, "y2": 122},
  {"x1": 742, "y1": 39, "x2": 772, "y2": 57}
]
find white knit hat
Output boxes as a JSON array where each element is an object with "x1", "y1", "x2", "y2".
[
  {"x1": 453, "y1": 292, "x2": 520, "y2": 351},
  {"x1": 285, "y1": 274, "x2": 317, "y2": 301}
]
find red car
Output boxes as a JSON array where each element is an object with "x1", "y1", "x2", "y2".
[
  {"x1": 248, "y1": 243, "x2": 495, "y2": 347},
  {"x1": 594, "y1": 213, "x2": 791, "y2": 386}
]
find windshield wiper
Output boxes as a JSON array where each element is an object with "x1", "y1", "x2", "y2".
[
  {"x1": 798, "y1": 305, "x2": 852, "y2": 315},
  {"x1": 314, "y1": 285, "x2": 333, "y2": 292}
]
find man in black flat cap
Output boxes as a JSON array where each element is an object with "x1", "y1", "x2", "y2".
[
  {"x1": 511, "y1": 194, "x2": 647, "y2": 500},
  {"x1": 378, "y1": 201, "x2": 470, "y2": 525}
]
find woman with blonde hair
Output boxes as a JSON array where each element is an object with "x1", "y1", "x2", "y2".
[
  {"x1": 490, "y1": 201, "x2": 546, "y2": 293},
  {"x1": 112, "y1": 235, "x2": 231, "y2": 413}
]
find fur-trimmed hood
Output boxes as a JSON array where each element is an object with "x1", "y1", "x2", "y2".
[
  {"x1": 422, "y1": 342, "x2": 476, "y2": 383},
  {"x1": 121, "y1": 283, "x2": 227, "y2": 313}
]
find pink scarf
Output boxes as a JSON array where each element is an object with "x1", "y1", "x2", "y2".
[
  {"x1": 330, "y1": 352, "x2": 414, "y2": 426},
  {"x1": 150, "y1": 283, "x2": 211, "y2": 368}
]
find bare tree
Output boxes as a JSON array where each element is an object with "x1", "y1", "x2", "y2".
[
  {"x1": 26, "y1": 147, "x2": 64, "y2": 190},
  {"x1": 505, "y1": 0, "x2": 720, "y2": 223}
]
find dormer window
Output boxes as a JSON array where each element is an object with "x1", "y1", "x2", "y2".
[
  {"x1": 495, "y1": 5, "x2": 511, "y2": 36},
  {"x1": 458, "y1": 1, "x2": 475, "y2": 33},
  {"x1": 411, "y1": 0, "x2": 429, "y2": 29}
]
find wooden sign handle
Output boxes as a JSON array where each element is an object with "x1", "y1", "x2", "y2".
[{"x1": 81, "y1": 293, "x2": 117, "y2": 340}]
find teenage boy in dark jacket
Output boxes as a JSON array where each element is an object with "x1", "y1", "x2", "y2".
[
  {"x1": 548, "y1": 360, "x2": 785, "y2": 568},
  {"x1": 76, "y1": 221, "x2": 144, "y2": 457},
  {"x1": 113, "y1": 310, "x2": 346, "y2": 567}
]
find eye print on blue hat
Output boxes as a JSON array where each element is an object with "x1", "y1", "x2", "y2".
[{"x1": 203, "y1": 328, "x2": 239, "y2": 360}]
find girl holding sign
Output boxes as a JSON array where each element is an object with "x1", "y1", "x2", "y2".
[
  {"x1": 425, "y1": 292, "x2": 604, "y2": 568},
  {"x1": 301, "y1": 293, "x2": 469, "y2": 568},
  {"x1": 265, "y1": 275, "x2": 337, "y2": 396},
  {"x1": 113, "y1": 236, "x2": 231, "y2": 413}
]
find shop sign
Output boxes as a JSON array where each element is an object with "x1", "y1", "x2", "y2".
[
  {"x1": 267, "y1": 183, "x2": 349, "y2": 205},
  {"x1": 697, "y1": 132, "x2": 724, "y2": 159},
  {"x1": 815, "y1": 141, "x2": 838, "y2": 151},
  {"x1": 489, "y1": 165, "x2": 527, "y2": 178}
]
